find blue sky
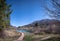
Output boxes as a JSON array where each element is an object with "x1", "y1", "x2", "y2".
[{"x1": 7, "y1": 0, "x2": 50, "y2": 27}]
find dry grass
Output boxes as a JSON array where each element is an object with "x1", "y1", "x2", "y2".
[
  {"x1": 24, "y1": 34, "x2": 60, "y2": 41},
  {"x1": 0, "y1": 29, "x2": 20, "y2": 41}
]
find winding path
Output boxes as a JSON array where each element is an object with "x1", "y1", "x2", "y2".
[{"x1": 15, "y1": 32, "x2": 25, "y2": 41}]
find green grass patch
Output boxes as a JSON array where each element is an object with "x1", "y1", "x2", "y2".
[{"x1": 24, "y1": 35, "x2": 34, "y2": 41}]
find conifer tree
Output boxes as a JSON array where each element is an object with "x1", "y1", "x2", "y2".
[{"x1": 0, "y1": 0, "x2": 12, "y2": 38}]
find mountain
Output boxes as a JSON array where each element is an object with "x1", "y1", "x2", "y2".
[
  {"x1": 18, "y1": 19, "x2": 60, "y2": 34},
  {"x1": 23, "y1": 19, "x2": 60, "y2": 27}
]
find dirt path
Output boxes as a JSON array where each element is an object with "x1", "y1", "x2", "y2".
[
  {"x1": 15, "y1": 32, "x2": 25, "y2": 41},
  {"x1": 40, "y1": 36, "x2": 52, "y2": 40}
]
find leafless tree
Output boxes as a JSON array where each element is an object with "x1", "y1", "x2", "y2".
[{"x1": 45, "y1": 0, "x2": 60, "y2": 20}]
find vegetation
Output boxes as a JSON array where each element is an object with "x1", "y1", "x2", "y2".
[
  {"x1": 0, "y1": 0, "x2": 60, "y2": 41},
  {"x1": 0, "y1": 29, "x2": 20, "y2": 41},
  {"x1": 43, "y1": 0, "x2": 60, "y2": 41},
  {"x1": 23, "y1": 34, "x2": 60, "y2": 41},
  {"x1": 42, "y1": 37, "x2": 60, "y2": 41},
  {"x1": 0, "y1": 35, "x2": 20, "y2": 41},
  {"x1": 0, "y1": 0, "x2": 12, "y2": 38},
  {"x1": 18, "y1": 19, "x2": 60, "y2": 34},
  {"x1": 24, "y1": 35, "x2": 34, "y2": 41},
  {"x1": 45, "y1": 0, "x2": 60, "y2": 19}
]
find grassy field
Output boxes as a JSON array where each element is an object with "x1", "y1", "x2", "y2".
[
  {"x1": 41, "y1": 37, "x2": 60, "y2": 41},
  {"x1": 0, "y1": 36, "x2": 19, "y2": 41},
  {"x1": 24, "y1": 34, "x2": 60, "y2": 41},
  {"x1": 0, "y1": 29, "x2": 20, "y2": 41},
  {"x1": 0, "y1": 31, "x2": 60, "y2": 41},
  {"x1": 24, "y1": 35, "x2": 34, "y2": 41}
]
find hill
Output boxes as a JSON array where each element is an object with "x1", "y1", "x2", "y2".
[{"x1": 18, "y1": 19, "x2": 60, "y2": 34}]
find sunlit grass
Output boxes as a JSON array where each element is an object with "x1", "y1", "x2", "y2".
[
  {"x1": 24, "y1": 35, "x2": 34, "y2": 41},
  {"x1": 0, "y1": 35, "x2": 20, "y2": 41},
  {"x1": 24, "y1": 34, "x2": 60, "y2": 41}
]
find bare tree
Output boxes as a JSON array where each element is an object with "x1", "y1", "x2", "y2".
[{"x1": 45, "y1": 0, "x2": 60, "y2": 20}]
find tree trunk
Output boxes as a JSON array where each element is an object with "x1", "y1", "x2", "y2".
[{"x1": 0, "y1": 29, "x2": 5, "y2": 38}]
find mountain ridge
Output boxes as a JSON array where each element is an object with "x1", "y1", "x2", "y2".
[{"x1": 18, "y1": 19, "x2": 60, "y2": 34}]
